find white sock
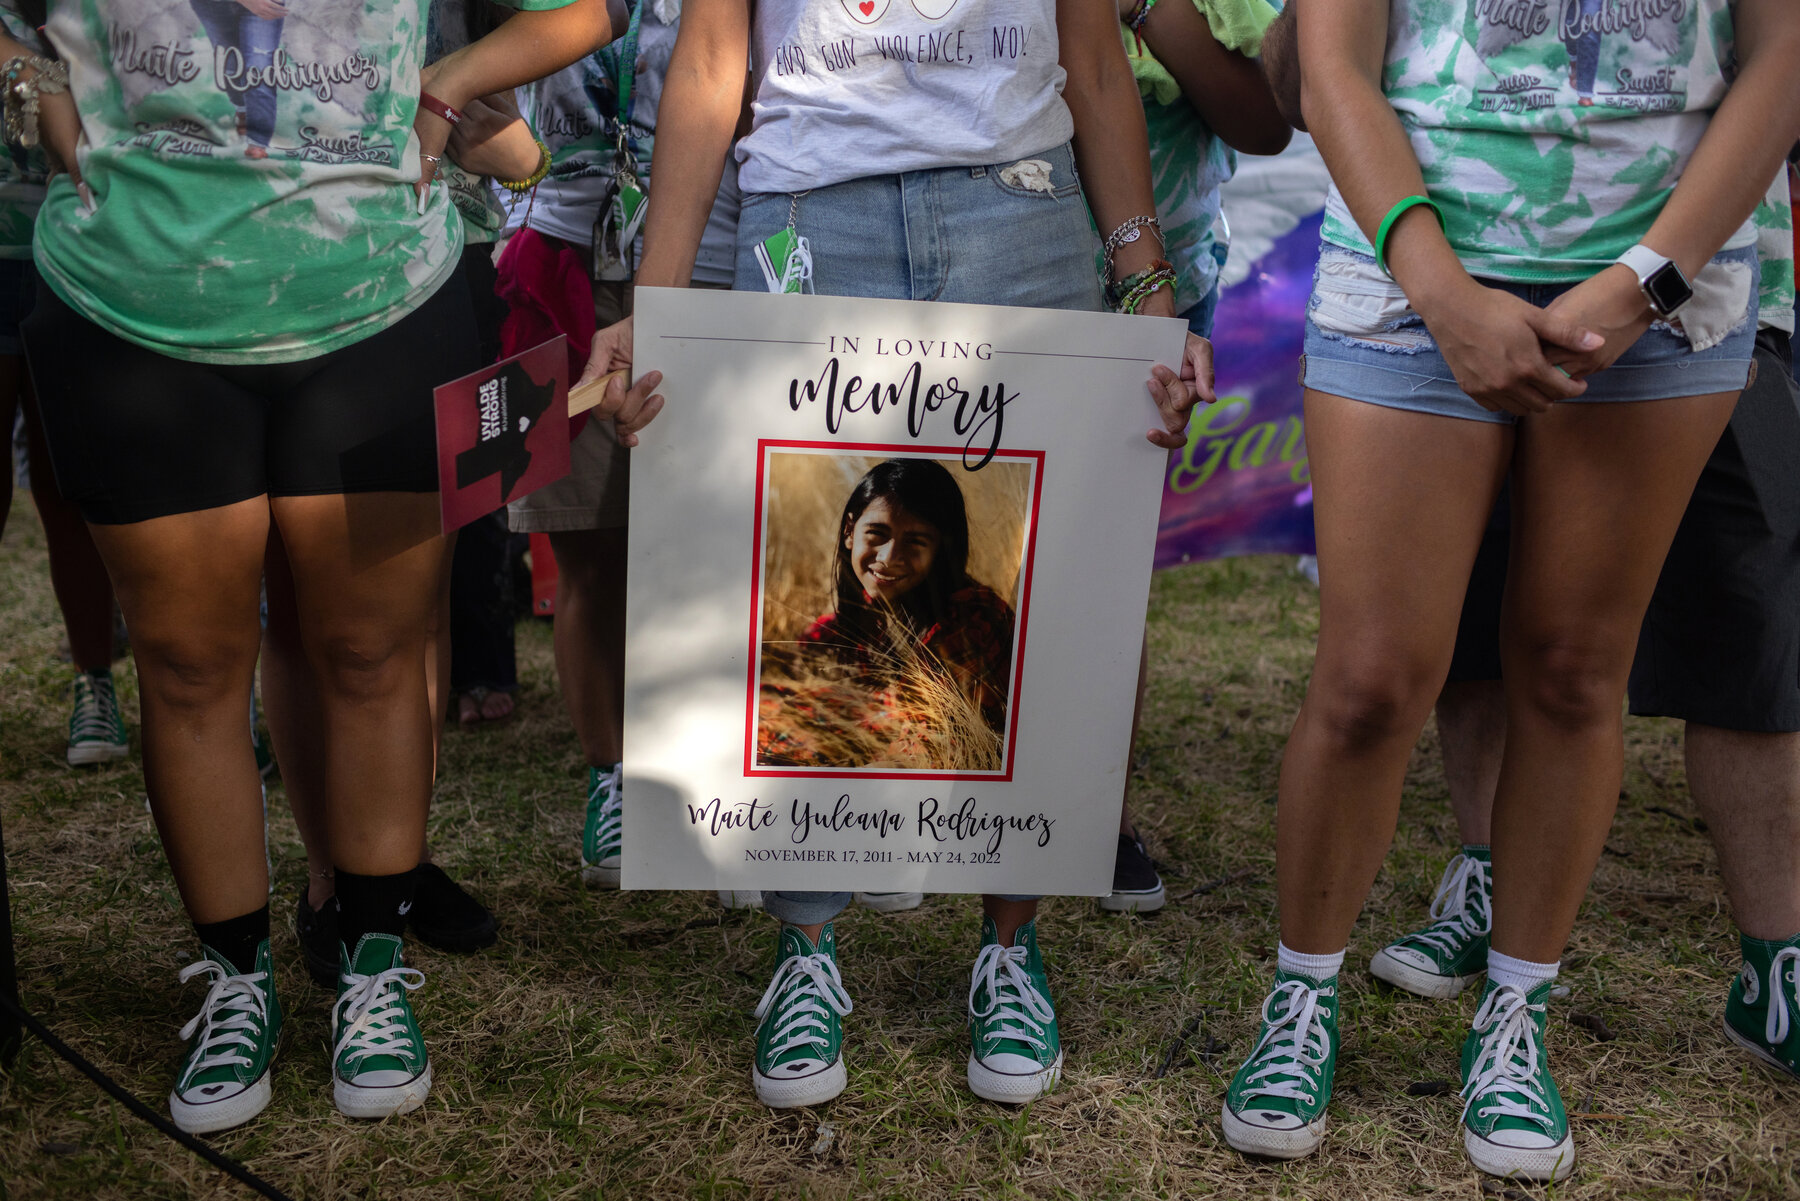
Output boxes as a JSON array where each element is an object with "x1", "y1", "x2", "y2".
[
  {"x1": 1487, "y1": 948, "x2": 1558, "y2": 994},
  {"x1": 1278, "y1": 942, "x2": 1346, "y2": 982}
]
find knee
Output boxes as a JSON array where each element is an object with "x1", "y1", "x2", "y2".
[
  {"x1": 307, "y1": 628, "x2": 417, "y2": 704},
  {"x1": 1306, "y1": 660, "x2": 1435, "y2": 754},
  {"x1": 1509, "y1": 636, "x2": 1624, "y2": 730},
  {"x1": 135, "y1": 632, "x2": 256, "y2": 712}
]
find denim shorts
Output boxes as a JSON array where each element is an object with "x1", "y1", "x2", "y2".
[
  {"x1": 1301, "y1": 244, "x2": 1759, "y2": 423},
  {"x1": 734, "y1": 141, "x2": 1105, "y2": 313}
]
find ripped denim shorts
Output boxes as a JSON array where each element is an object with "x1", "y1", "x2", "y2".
[{"x1": 1299, "y1": 243, "x2": 1759, "y2": 423}]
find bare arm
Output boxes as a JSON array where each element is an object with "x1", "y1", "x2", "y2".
[
  {"x1": 634, "y1": 0, "x2": 752, "y2": 289},
  {"x1": 1303, "y1": 0, "x2": 1597, "y2": 413},
  {"x1": 1259, "y1": 0, "x2": 1302, "y2": 131},
  {"x1": 1125, "y1": 0, "x2": 1289, "y2": 154},
  {"x1": 423, "y1": 0, "x2": 618, "y2": 109},
  {"x1": 576, "y1": 0, "x2": 749, "y2": 443},
  {"x1": 1062, "y1": 0, "x2": 1208, "y2": 446}
]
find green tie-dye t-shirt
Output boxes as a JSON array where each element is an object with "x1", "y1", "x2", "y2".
[
  {"x1": 1322, "y1": 0, "x2": 1753, "y2": 282},
  {"x1": 0, "y1": 8, "x2": 49, "y2": 259},
  {"x1": 34, "y1": 0, "x2": 572, "y2": 365},
  {"x1": 1754, "y1": 166, "x2": 1794, "y2": 334}
]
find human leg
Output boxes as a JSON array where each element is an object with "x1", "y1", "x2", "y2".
[
  {"x1": 1368, "y1": 492, "x2": 1511, "y2": 998},
  {"x1": 1223, "y1": 388, "x2": 1509, "y2": 1159},
  {"x1": 548, "y1": 526, "x2": 628, "y2": 886},
  {"x1": 1626, "y1": 329, "x2": 1800, "y2": 1076},
  {"x1": 969, "y1": 895, "x2": 1060, "y2": 1102},
  {"x1": 262, "y1": 524, "x2": 344, "y2": 985},
  {"x1": 754, "y1": 891, "x2": 852, "y2": 1108},
  {"x1": 22, "y1": 384, "x2": 128, "y2": 764},
  {"x1": 1457, "y1": 389, "x2": 1739, "y2": 1181}
]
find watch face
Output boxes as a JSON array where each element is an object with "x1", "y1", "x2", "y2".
[{"x1": 1644, "y1": 261, "x2": 1693, "y2": 315}]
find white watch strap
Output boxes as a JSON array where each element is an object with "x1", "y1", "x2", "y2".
[{"x1": 1616, "y1": 243, "x2": 1671, "y2": 286}]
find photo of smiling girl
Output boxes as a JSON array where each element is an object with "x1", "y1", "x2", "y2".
[{"x1": 755, "y1": 454, "x2": 1032, "y2": 774}]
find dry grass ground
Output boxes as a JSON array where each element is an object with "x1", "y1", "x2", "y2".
[{"x1": 0, "y1": 497, "x2": 1796, "y2": 1200}]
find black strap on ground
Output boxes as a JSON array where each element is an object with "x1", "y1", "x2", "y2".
[{"x1": 0, "y1": 814, "x2": 295, "y2": 1201}]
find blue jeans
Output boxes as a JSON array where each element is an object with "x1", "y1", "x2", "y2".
[
  {"x1": 739, "y1": 145, "x2": 1102, "y2": 926},
  {"x1": 190, "y1": 0, "x2": 284, "y2": 148},
  {"x1": 734, "y1": 141, "x2": 1105, "y2": 311},
  {"x1": 1566, "y1": 0, "x2": 1603, "y2": 99}
]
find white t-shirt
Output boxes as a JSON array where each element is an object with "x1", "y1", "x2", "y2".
[{"x1": 735, "y1": 0, "x2": 1074, "y2": 195}]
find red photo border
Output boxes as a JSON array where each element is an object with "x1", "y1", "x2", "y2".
[{"x1": 743, "y1": 439, "x2": 1047, "y2": 782}]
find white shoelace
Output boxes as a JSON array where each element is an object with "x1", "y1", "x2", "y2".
[
  {"x1": 755, "y1": 951, "x2": 853, "y2": 1061},
  {"x1": 1406, "y1": 853, "x2": 1491, "y2": 956},
  {"x1": 1461, "y1": 984, "x2": 1553, "y2": 1129},
  {"x1": 334, "y1": 965, "x2": 427, "y2": 1071},
  {"x1": 1239, "y1": 980, "x2": 1333, "y2": 1103},
  {"x1": 592, "y1": 766, "x2": 623, "y2": 855},
  {"x1": 70, "y1": 675, "x2": 121, "y2": 743},
  {"x1": 968, "y1": 943, "x2": 1055, "y2": 1055},
  {"x1": 1763, "y1": 947, "x2": 1800, "y2": 1045},
  {"x1": 175, "y1": 960, "x2": 269, "y2": 1086}
]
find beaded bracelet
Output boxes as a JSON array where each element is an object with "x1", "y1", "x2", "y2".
[
  {"x1": 1125, "y1": 0, "x2": 1159, "y2": 32},
  {"x1": 497, "y1": 139, "x2": 552, "y2": 193},
  {"x1": 1109, "y1": 259, "x2": 1176, "y2": 314}
]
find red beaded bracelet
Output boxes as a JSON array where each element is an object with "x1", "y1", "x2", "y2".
[{"x1": 418, "y1": 91, "x2": 464, "y2": 126}]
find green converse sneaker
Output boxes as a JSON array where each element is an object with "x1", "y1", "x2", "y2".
[
  {"x1": 332, "y1": 933, "x2": 430, "y2": 1119},
  {"x1": 1460, "y1": 979, "x2": 1574, "y2": 1181},
  {"x1": 1221, "y1": 971, "x2": 1339, "y2": 1158},
  {"x1": 753, "y1": 923, "x2": 852, "y2": 1108},
  {"x1": 169, "y1": 941, "x2": 282, "y2": 1134},
  {"x1": 967, "y1": 918, "x2": 1061, "y2": 1103},
  {"x1": 1371, "y1": 847, "x2": 1491, "y2": 998},
  {"x1": 581, "y1": 764, "x2": 623, "y2": 888},
  {"x1": 67, "y1": 669, "x2": 129, "y2": 767},
  {"x1": 1724, "y1": 934, "x2": 1800, "y2": 1079}
]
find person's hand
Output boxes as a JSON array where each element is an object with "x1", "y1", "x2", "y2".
[
  {"x1": 1125, "y1": 287, "x2": 1206, "y2": 448},
  {"x1": 1415, "y1": 279, "x2": 1602, "y2": 415},
  {"x1": 446, "y1": 92, "x2": 541, "y2": 181},
  {"x1": 413, "y1": 62, "x2": 470, "y2": 208},
  {"x1": 1540, "y1": 264, "x2": 1656, "y2": 380},
  {"x1": 580, "y1": 316, "x2": 667, "y2": 447},
  {"x1": 233, "y1": 0, "x2": 288, "y2": 17}
]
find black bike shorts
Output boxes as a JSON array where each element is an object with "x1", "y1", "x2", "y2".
[{"x1": 25, "y1": 266, "x2": 481, "y2": 525}]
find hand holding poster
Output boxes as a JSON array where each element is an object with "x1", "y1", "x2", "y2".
[{"x1": 622, "y1": 289, "x2": 1186, "y2": 896}]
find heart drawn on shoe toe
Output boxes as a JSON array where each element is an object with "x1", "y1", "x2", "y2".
[{"x1": 859, "y1": 2, "x2": 874, "y2": 12}]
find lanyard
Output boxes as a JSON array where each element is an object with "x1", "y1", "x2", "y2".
[{"x1": 596, "y1": 0, "x2": 644, "y2": 165}]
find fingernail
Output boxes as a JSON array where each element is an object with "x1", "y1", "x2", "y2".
[
  {"x1": 1582, "y1": 332, "x2": 1603, "y2": 349},
  {"x1": 78, "y1": 183, "x2": 93, "y2": 212}
]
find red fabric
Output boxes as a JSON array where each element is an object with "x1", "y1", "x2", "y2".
[{"x1": 495, "y1": 227, "x2": 594, "y2": 439}]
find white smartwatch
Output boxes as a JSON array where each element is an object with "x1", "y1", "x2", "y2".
[{"x1": 1616, "y1": 244, "x2": 1694, "y2": 318}]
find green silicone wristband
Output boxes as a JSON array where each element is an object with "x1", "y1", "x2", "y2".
[{"x1": 1374, "y1": 195, "x2": 1445, "y2": 277}]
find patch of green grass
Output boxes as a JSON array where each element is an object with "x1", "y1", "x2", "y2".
[{"x1": 1, "y1": 502, "x2": 1797, "y2": 1199}]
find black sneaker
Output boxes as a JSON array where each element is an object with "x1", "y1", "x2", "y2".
[
  {"x1": 295, "y1": 888, "x2": 339, "y2": 987},
  {"x1": 408, "y1": 863, "x2": 499, "y2": 953},
  {"x1": 1099, "y1": 832, "x2": 1165, "y2": 913}
]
